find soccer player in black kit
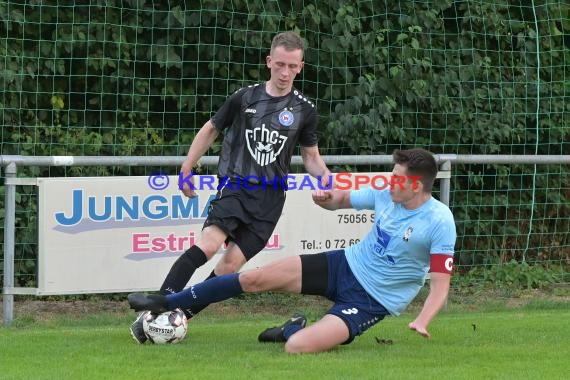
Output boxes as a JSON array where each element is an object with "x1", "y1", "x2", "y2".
[{"x1": 130, "y1": 31, "x2": 332, "y2": 343}]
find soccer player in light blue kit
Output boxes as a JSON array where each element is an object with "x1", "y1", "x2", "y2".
[{"x1": 128, "y1": 148, "x2": 457, "y2": 354}]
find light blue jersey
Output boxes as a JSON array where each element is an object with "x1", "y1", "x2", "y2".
[{"x1": 345, "y1": 187, "x2": 456, "y2": 316}]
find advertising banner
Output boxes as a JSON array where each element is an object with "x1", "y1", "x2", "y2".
[{"x1": 37, "y1": 174, "x2": 379, "y2": 294}]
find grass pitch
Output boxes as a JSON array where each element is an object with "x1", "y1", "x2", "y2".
[{"x1": 0, "y1": 295, "x2": 568, "y2": 380}]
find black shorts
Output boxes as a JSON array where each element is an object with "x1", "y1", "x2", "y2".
[{"x1": 203, "y1": 181, "x2": 285, "y2": 260}]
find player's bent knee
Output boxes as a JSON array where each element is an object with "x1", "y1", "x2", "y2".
[
  {"x1": 284, "y1": 334, "x2": 315, "y2": 354},
  {"x1": 198, "y1": 242, "x2": 221, "y2": 258},
  {"x1": 284, "y1": 335, "x2": 303, "y2": 354},
  {"x1": 238, "y1": 270, "x2": 265, "y2": 292}
]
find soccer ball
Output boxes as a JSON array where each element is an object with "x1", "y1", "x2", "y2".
[{"x1": 142, "y1": 309, "x2": 188, "y2": 344}]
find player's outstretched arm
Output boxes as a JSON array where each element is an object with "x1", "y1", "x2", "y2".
[
  {"x1": 300, "y1": 145, "x2": 332, "y2": 188},
  {"x1": 312, "y1": 188, "x2": 351, "y2": 211},
  {"x1": 408, "y1": 272, "x2": 451, "y2": 338}
]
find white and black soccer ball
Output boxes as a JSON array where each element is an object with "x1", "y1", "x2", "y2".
[{"x1": 142, "y1": 309, "x2": 188, "y2": 344}]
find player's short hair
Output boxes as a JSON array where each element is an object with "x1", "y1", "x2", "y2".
[
  {"x1": 270, "y1": 31, "x2": 305, "y2": 58},
  {"x1": 392, "y1": 148, "x2": 438, "y2": 193}
]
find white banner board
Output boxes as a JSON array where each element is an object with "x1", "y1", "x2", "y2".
[{"x1": 37, "y1": 174, "x2": 378, "y2": 295}]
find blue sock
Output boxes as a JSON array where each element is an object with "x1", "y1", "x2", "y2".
[
  {"x1": 180, "y1": 270, "x2": 217, "y2": 319},
  {"x1": 283, "y1": 324, "x2": 304, "y2": 340},
  {"x1": 165, "y1": 273, "x2": 243, "y2": 310}
]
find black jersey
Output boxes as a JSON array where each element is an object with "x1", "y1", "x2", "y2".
[{"x1": 211, "y1": 83, "x2": 318, "y2": 183}]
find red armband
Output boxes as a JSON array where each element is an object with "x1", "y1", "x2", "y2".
[{"x1": 430, "y1": 254, "x2": 454, "y2": 274}]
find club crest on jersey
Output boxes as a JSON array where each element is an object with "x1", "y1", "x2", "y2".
[
  {"x1": 403, "y1": 226, "x2": 414, "y2": 242},
  {"x1": 245, "y1": 123, "x2": 287, "y2": 166},
  {"x1": 278, "y1": 110, "x2": 294, "y2": 127}
]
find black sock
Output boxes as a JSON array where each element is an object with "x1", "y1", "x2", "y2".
[{"x1": 159, "y1": 246, "x2": 207, "y2": 295}]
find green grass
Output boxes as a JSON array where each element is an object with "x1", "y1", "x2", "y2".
[{"x1": 1, "y1": 300, "x2": 569, "y2": 380}]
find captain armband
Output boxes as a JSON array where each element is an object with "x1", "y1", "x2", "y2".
[{"x1": 430, "y1": 254, "x2": 454, "y2": 275}]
